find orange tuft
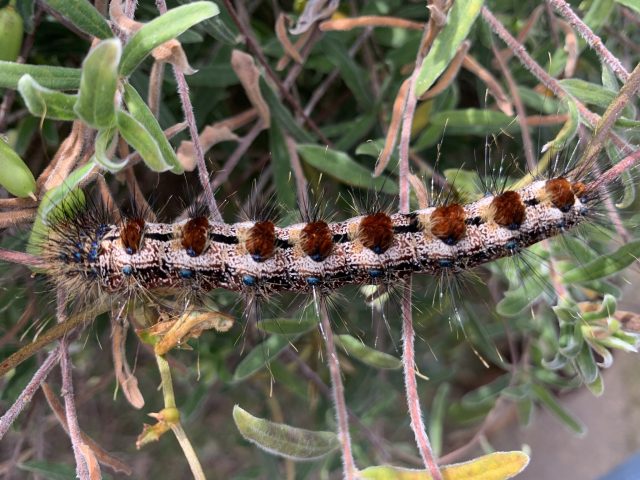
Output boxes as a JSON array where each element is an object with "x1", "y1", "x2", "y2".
[
  {"x1": 245, "y1": 221, "x2": 276, "y2": 262},
  {"x1": 545, "y1": 178, "x2": 575, "y2": 212},
  {"x1": 121, "y1": 218, "x2": 145, "y2": 254},
  {"x1": 429, "y1": 204, "x2": 466, "y2": 245},
  {"x1": 571, "y1": 181, "x2": 587, "y2": 199},
  {"x1": 490, "y1": 191, "x2": 526, "y2": 229},
  {"x1": 358, "y1": 212, "x2": 394, "y2": 254},
  {"x1": 300, "y1": 221, "x2": 333, "y2": 262},
  {"x1": 182, "y1": 216, "x2": 210, "y2": 257}
]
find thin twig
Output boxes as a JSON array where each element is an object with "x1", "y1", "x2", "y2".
[
  {"x1": 155, "y1": 0, "x2": 222, "y2": 222},
  {"x1": 547, "y1": 0, "x2": 630, "y2": 82},
  {"x1": 318, "y1": 301, "x2": 358, "y2": 479},
  {"x1": 0, "y1": 348, "x2": 60, "y2": 440},
  {"x1": 57, "y1": 290, "x2": 91, "y2": 480}
]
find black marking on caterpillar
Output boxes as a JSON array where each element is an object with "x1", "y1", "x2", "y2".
[{"x1": 42, "y1": 178, "x2": 591, "y2": 300}]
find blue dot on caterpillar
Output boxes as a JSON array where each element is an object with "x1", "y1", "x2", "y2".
[{"x1": 44, "y1": 177, "x2": 590, "y2": 297}]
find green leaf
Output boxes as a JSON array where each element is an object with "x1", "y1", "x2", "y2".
[
  {"x1": 430, "y1": 109, "x2": 519, "y2": 136},
  {"x1": 532, "y1": 384, "x2": 586, "y2": 435},
  {"x1": 269, "y1": 120, "x2": 297, "y2": 211},
  {"x1": 297, "y1": 144, "x2": 398, "y2": 194},
  {"x1": 17, "y1": 74, "x2": 77, "y2": 121},
  {"x1": 575, "y1": 342, "x2": 599, "y2": 384},
  {"x1": 122, "y1": 82, "x2": 182, "y2": 173},
  {"x1": 562, "y1": 240, "x2": 640, "y2": 283},
  {"x1": 428, "y1": 383, "x2": 450, "y2": 457},
  {"x1": 27, "y1": 162, "x2": 96, "y2": 256},
  {"x1": 233, "y1": 405, "x2": 339, "y2": 460},
  {"x1": 496, "y1": 275, "x2": 546, "y2": 317},
  {"x1": 320, "y1": 36, "x2": 371, "y2": 108},
  {"x1": 335, "y1": 335, "x2": 402, "y2": 369},
  {"x1": 0, "y1": 136, "x2": 36, "y2": 198},
  {"x1": 616, "y1": 0, "x2": 640, "y2": 14},
  {"x1": 0, "y1": 4, "x2": 23, "y2": 62},
  {"x1": 232, "y1": 334, "x2": 291, "y2": 382},
  {"x1": 41, "y1": 0, "x2": 112, "y2": 39},
  {"x1": 15, "y1": 0, "x2": 35, "y2": 34},
  {"x1": 541, "y1": 97, "x2": 579, "y2": 153},
  {"x1": 0, "y1": 61, "x2": 81, "y2": 89},
  {"x1": 74, "y1": 39, "x2": 121, "y2": 128},
  {"x1": 119, "y1": 1, "x2": 219, "y2": 76},
  {"x1": 92, "y1": 127, "x2": 127, "y2": 172},
  {"x1": 360, "y1": 451, "x2": 530, "y2": 479},
  {"x1": 18, "y1": 460, "x2": 78, "y2": 480},
  {"x1": 586, "y1": 372, "x2": 605, "y2": 396},
  {"x1": 116, "y1": 110, "x2": 170, "y2": 172},
  {"x1": 560, "y1": 79, "x2": 635, "y2": 118},
  {"x1": 257, "y1": 317, "x2": 318, "y2": 336},
  {"x1": 415, "y1": 0, "x2": 483, "y2": 96},
  {"x1": 261, "y1": 79, "x2": 315, "y2": 143}
]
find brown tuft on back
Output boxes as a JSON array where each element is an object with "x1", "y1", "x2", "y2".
[
  {"x1": 546, "y1": 177, "x2": 575, "y2": 212},
  {"x1": 358, "y1": 212, "x2": 394, "y2": 254},
  {"x1": 491, "y1": 191, "x2": 526, "y2": 229},
  {"x1": 121, "y1": 218, "x2": 145, "y2": 254},
  {"x1": 430, "y1": 204, "x2": 466, "y2": 245},
  {"x1": 300, "y1": 221, "x2": 333, "y2": 262},
  {"x1": 571, "y1": 181, "x2": 587, "y2": 199},
  {"x1": 245, "y1": 221, "x2": 276, "y2": 262},
  {"x1": 182, "y1": 216, "x2": 210, "y2": 257}
]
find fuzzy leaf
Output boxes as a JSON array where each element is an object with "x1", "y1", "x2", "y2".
[
  {"x1": 41, "y1": 0, "x2": 113, "y2": 39},
  {"x1": 233, "y1": 334, "x2": 292, "y2": 382},
  {"x1": 92, "y1": 127, "x2": 126, "y2": 172},
  {"x1": 430, "y1": 109, "x2": 519, "y2": 136},
  {"x1": 0, "y1": 61, "x2": 81, "y2": 89},
  {"x1": 360, "y1": 451, "x2": 530, "y2": 479},
  {"x1": 233, "y1": 405, "x2": 339, "y2": 460},
  {"x1": 74, "y1": 39, "x2": 121, "y2": 128},
  {"x1": 297, "y1": 144, "x2": 398, "y2": 194},
  {"x1": 562, "y1": 240, "x2": 640, "y2": 283},
  {"x1": 122, "y1": 83, "x2": 182, "y2": 173},
  {"x1": 0, "y1": 136, "x2": 36, "y2": 198},
  {"x1": 17, "y1": 74, "x2": 77, "y2": 121},
  {"x1": 116, "y1": 110, "x2": 170, "y2": 172},
  {"x1": 119, "y1": 1, "x2": 219, "y2": 76},
  {"x1": 532, "y1": 384, "x2": 586, "y2": 435},
  {"x1": 335, "y1": 335, "x2": 402, "y2": 370},
  {"x1": 415, "y1": 0, "x2": 483, "y2": 96}
]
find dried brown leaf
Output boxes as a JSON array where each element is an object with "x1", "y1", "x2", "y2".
[
  {"x1": 109, "y1": 0, "x2": 143, "y2": 33},
  {"x1": 408, "y1": 174, "x2": 429, "y2": 209},
  {"x1": 290, "y1": 0, "x2": 339, "y2": 35},
  {"x1": 276, "y1": 14, "x2": 303, "y2": 65},
  {"x1": 231, "y1": 50, "x2": 271, "y2": 128},
  {"x1": 177, "y1": 124, "x2": 239, "y2": 171},
  {"x1": 79, "y1": 443, "x2": 102, "y2": 480},
  {"x1": 374, "y1": 78, "x2": 410, "y2": 177},
  {"x1": 152, "y1": 39, "x2": 197, "y2": 75},
  {"x1": 320, "y1": 15, "x2": 423, "y2": 31}
]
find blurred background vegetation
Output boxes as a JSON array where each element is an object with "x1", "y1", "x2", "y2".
[{"x1": 0, "y1": 0, "x2": 639, "y2": 478}]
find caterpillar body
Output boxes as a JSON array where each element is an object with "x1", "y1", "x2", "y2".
[{"x1": 45, "y1": 177, "x2": 590, "y2": 298}]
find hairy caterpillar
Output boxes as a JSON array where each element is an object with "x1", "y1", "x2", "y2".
[{"x1": 44, "y1": 177, "x2": 589, "y2": 300}]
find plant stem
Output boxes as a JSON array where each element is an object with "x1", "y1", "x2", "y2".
[
  {"x1": 0, "y1": 347, "x2": 60, "y2": 440},
  {"x1": 318, "y1": 301, "x2": 358, "y2": 479},
  {"x1": 401, "y1": 281, "x2": 443, "y2": 480},
  {"x1": 155, "y1": 354, "x2": 206, "y2": 480},
  {"x1": 547, "y1": 0, "x2": 629, "y2": 82}
]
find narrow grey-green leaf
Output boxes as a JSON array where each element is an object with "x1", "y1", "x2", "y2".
[
  {"x1": 0, "y1": 136, "x2": 36, "y2": 198},
  {"x1": 92, "y1": 128, "x2": 127, "y2": 172},
  {"x1": 430, "y1": 109, "x2": 519, "y2": 136},
  {"x1": 74, "y1": 39, "x2": 121, "y2": 128},
  {"x1": 261, "y1": 79, "x2": 315, "y2": 143},
  {"x1": 257, "y1": 316, "x2": 318, "y2": 335},
  {"x1": 415, "y1": 0, "x2": 483, "y2": 96},
  {"x1": 335, "y1": 334, "x2": 401, "y2": 369},
  {"x1": 428, "y1": 383, "x2": 450, "y2": 457},
  {"x1": 562, "y1": 240, "x2": 640, "y2": 283},
  {"x1": 616, "y1": 0, "x2": 640, "y2": 14},
  {"x1": 233, "y1": 334, "x2": 291, "y2": 382},
  {"x1": 27, "y1": 162, "x2": 96, "y2": 256},
  {"x1": 560, "y1": 79, "x2": 635, "y2": 118},
  {"x1": 532, "y1": 384, "x2": 586, "y2": 435},
  {"x1": 575, "y1": 343, "x2": 599, "y2": 384},
  {"x1": 119, "y1": 2, "x2": 219, "y2": 76},
  {"x1": 541, "y1": 97, "x2": 579, "y2": 153},
  {"x1": 233, "y1": 405, "x2": 339, "y2": 460},
  {"x1": 0, "y1": 61, "x2": 81, "y2": 89},
  {"x1": 17, "y1": 74, "x2": 77, "y2": 121},
  {"x1": 122, "y1": 82, "x2": 181, "y2": 173},
  {"x1": 297, "y1": 144, "x2": 398, "y2": 194},
  {"x1": 41, "y1": 0, "x2": 112, "y2": 39},
  {"x1": 116, "y1": 110, "x2": 169, "y2": 172}
]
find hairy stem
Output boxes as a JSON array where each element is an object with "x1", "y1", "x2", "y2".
[
  {"x1": 547, "y1": 0, "x2": 629, "y2": 82},
  {"x1": 318, "y1": 301, "x2": 357, "y2": 479},
  {"x1": 0, "y1": 348, "x2": 60, "y2": 440}
]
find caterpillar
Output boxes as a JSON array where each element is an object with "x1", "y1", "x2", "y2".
[{"x1": 44, "y1": 177, "x2": 590, "y2": 300}]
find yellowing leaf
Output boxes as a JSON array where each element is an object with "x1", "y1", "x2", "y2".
[{"x1": 360, "y1": 451, "x2": 529, "y2": 480}]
